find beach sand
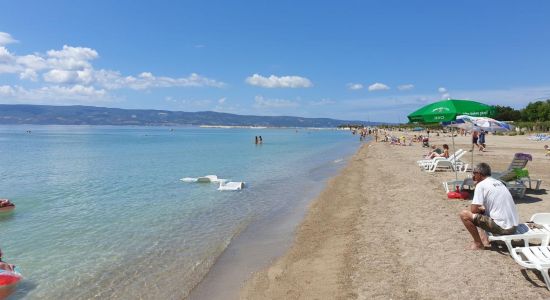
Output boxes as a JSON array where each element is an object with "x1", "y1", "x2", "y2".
[{"x1": 239, "y1": 133, "x2": 550, "y2": 299}]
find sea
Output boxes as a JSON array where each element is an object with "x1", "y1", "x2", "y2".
[{"x1": 0, "y1": 125, "x2": 362, "y2": 299}]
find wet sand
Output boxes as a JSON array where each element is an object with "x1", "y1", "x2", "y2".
[{"x1": 240, "y1": 133, "x2": 550, "y2": 299}]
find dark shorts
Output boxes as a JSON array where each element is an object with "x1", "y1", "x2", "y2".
[
  {"x1": 473, "y1": 214, "x2": 516, "y2": 235},
  {"x1": 472, "y1": 137, "x2": 478, "y2": 144}
]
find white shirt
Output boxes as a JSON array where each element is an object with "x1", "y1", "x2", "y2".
[{"x1": 472, "y1": 176, "x2": 519, "y2": 229}]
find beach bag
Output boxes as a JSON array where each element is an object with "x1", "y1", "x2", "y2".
[{"x1": 447, "y1": 186, "x2": 470, "y2": 199}]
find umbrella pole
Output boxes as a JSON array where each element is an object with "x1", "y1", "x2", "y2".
[{"x1": 451, "y1": 126, "x2": 457, "y2": 181}]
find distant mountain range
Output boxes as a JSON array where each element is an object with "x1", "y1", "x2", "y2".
[{"x1": 0, "y1": 104, "x2": 375, "y2": 127}]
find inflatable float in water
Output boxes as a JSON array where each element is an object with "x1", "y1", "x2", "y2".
[
  {"x1": 0, "y1": 268, "x2": 22, "y2": 299},
  {"x1": 180, "y1": 175, "x2": 227, "y2": 183},
  {"x1": 218, "y1": 181, "x2": 245, "y2": 191},
  {"x1": 0, "y1": 269, "x2": 22, "y2": 287}
]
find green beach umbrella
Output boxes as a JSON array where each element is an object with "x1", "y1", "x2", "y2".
[{"x1": 407, "y1": 99, "x2": 496, "y2": 124}]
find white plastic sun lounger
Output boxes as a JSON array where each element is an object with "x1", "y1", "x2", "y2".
[
  {"x1": 491, "y1": 213, "x2": 550, "y2": 289},
  {"x1": 487, "y1": 223, "x2": 550, "y2": 254},
  {"x1": 417, "y1": 149, "x2": 464, "y2": 168},
  {"x1": 425, "y1": 152, "x2": 469, "y2": 173},
  {"x1": 511, "y1": 246, "x2": 550, "y2": 290},
  {"x1": 420, "y1": 150, "x2": 469, "y2": 172}
]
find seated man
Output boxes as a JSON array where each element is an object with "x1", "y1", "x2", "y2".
[
  {"x1": 459, "y1": 163, "x2": 519, "y2": 250},
  {"x1": 0, "y1": 248, "x2": 15, "y2": 271}
]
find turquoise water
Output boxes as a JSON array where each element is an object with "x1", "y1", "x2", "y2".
[{"x1": 0, "y1": 125, "x2": 360, "y2": 299}]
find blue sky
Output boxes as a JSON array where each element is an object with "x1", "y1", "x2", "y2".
[{"x1": 1, "y1": 0, "x2": 550, "y2": 122}]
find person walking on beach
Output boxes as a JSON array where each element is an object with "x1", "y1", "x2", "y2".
[
  {"x1": 471, "y1": 131, "x2": 479, "y2": 152},
  {"x1": 459, "y1": 163, "x2": 519, "y2": 250},
  {"x1": 478, "y1": 130, "x2": 486, "y2": 151}
]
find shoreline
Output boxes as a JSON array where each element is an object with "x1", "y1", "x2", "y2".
[
  {"x1": 240, "y1": 134, "x2": 550, "y2": 299},
  {"x1": 188, "y1": 138, "x2": 363, "y2": 299}
]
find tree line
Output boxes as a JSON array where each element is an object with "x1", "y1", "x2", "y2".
[{"x1": 495, "y1": 99, "x2": 550, "y2": 122}]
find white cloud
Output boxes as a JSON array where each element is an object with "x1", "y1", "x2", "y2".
[
  {"x1": 441, "y1": 93, "x2": 450, "y2": 99},
  {"x1": 109, "y1": 72, "x2": 225, "y2": 90},
  {"x1": 0, "y1": 32, "x2": 18, "y2": 46},
  {"x1": 253, "y1": 95, "x2": 299, "y2": 108},
  {"x1": 309, "y1": 98, "x2": 335, "y2": 106},
  {"x1": 46, "y1": 45, "x2": 98, "y2": 70},
  {"x1": 0, "y1": 47, "x2": 15, "y2": 62},
  {"x1": 19, "y1": 69, "x2": 38, "y2": 81},
  {"x1": 0, "y1": 84, "x2": 109, "y2": 104},
  {"x1": 0, "y1": 32, "x2": 227, "y2": 103},
  {"x1": 438, "y1": 87, "x2": 447, "y2": 93},
  {"x1": 347, "y1": 83, "x2": 363, "y2": 90},
  {"x1": 398, "y1": 84, "x2": 414, "y2": 91},
  {"x1": 0, "y1": 85, "x2": 15, "y2": 96},
  {"x1": 0, "y1": 47, "x2": 19, "y2": 73},
  {"x1": 245, "y1": 74, "x2": 313, "y2": 88},
  {"x1": 218, "y1": 97, "x2": 226, "y2": 104},
  {"x1": 43, "y1": 69, "x2": 80, "y2": 83},
  {"x1": 368, "y1": 82, "x2": 390, "y2": 91}
]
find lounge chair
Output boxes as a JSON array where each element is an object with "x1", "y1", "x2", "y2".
[
  {"x1": 417, "y1": 149, "x2": 467, "y2": 172},
  {"x1": 425, "y1": 151, "x2": 469, "y2": 173},
  {"x1": 487, "y1": 223, "x2": 550, "y2": 254},
  {"x1": 511, "y1": 246, "x2": 550, "y2": 290},
  {"x1": 417, "y1": 149, "x2": 464, "y2": 168},
  {"x1": 509, "y1": 213, "x2": 550, "y2": 290},
  {"x1": 493, "y1": 153, "x2": 543, "y2": 196}
]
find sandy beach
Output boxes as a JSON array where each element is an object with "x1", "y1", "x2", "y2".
[{"x1": 240, "y1": 133, "x2": 550, "y2": 299}]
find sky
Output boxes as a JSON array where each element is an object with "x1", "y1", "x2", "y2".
[{"x1": 1, "y1": 0, "x2": 550, "y2": 122}]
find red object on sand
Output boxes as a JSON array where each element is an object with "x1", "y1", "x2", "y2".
[
  {"x1": 447, "y1": 190, "x2": 470, "y2": 199},
  {"x1": 447, "y1": 191, "x2": 462, "y2": 199}
]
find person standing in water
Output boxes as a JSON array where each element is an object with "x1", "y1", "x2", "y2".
[
  {"x1": 0, "y1": 248, "x2": 15, "y2": 271},
  {"x1": 255, "y1": 136, "x2": 259, "y2": 144},
  {"x1": 259, "y1": 136, "x2": 263, "y2": 144}
]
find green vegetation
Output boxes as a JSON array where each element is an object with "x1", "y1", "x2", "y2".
[
  {"x1": 495, "y1": 100, "x2": 550, "y2": 122},
  {"x1": 494, "y1": 100, "x2": 550, "y2": 132}
]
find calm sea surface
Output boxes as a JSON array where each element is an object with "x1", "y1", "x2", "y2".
[{"x1": 0, "y1": 125, "x2": 360, "y2": 299}]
